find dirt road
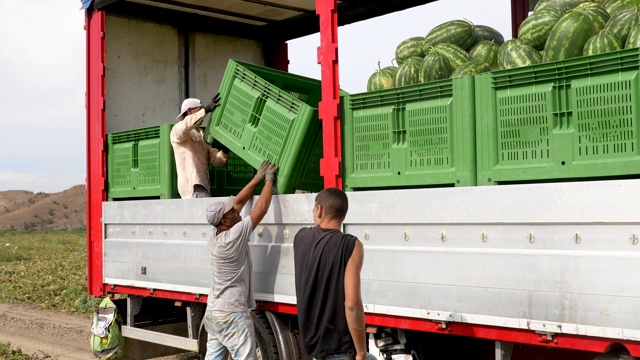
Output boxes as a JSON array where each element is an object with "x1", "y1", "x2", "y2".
[
  {"x1": 0, "y1": 303, "x2": 198, "y2": 360},
  {"x1": 0, "y1": 302, "x2": 94, "y2": 359}
]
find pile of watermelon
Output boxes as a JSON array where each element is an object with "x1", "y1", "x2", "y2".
[
  {"x1": 367, "y1": 19, "x2": 505, "y2": 91},
  {"x1": 367, "y1": 0, "x2": 640, "y2": 92}
]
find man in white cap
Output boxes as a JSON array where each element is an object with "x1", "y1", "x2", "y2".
[
  {"x1": 202, "y1": 160, "x2": 279, "y2": 360},
  {"x1": 171, "y1": 94, "x2": 229, "y2": 198}
]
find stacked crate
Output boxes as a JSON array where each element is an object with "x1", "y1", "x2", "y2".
[
  {"x1": 475, "y1": 47, "x2": 640, "y2": 185},
  {"x1": 342, "y1": 77, "x2": 477, "y2": 190}
]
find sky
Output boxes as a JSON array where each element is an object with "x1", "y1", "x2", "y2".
[{"x1": 0, "y1": 0, "x2": 511, "y2": 193}]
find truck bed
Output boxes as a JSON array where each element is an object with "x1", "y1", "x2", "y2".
[{"x1": 103, "y1": 179, "x2": 640, "y2": 341}]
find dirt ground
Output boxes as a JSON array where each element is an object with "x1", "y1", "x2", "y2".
[{"x1": 0, "y1": 303, "x2": 198, "y2": 360}]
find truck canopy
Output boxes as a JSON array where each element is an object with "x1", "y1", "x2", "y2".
[{"x1": 88, "y1": 0, "x2": 439, "y2": 41}]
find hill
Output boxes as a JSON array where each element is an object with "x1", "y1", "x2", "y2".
[{"x1": 0, "y1": 185, "x2": 86, "y2": 231}]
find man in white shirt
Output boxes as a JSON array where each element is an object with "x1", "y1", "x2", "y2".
[{"x1": 171, "y1": 94, "x2": 229, "y2": 198}]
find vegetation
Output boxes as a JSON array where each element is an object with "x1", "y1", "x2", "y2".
[
  {"x1": 0, "y1": 229, "x2": 100, "y2": 316},
  {"x1": 0, "y1": 342, "x2": 53, "y2": 359}
]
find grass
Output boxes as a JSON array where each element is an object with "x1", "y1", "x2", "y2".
[
  {"x1": 0, "y1": 229, "x2": 101, "y2": 316},
  {"x1": 0, "y1": 342, "x2": 53, "y2": 359}
]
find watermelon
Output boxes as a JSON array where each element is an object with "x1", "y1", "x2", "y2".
[
  {"x1": 469, "y1": 40, "x2": 500, "y2": 69},
  {"x1": 604, "y1": 7, "x2": 640, "y2": 46},
  {"x1": 498, "y1": 39, "x2": 525, "y2": 68},
  {"x1": 381, "y1": 66, "x2": 398, "y2": 75},
  {"x1": 471, "y1": 25, "x2": 505, "y2": 46},
  {"x1": 574, "y1": 2, "x2": 611, "y2": 34},
  {"x1": 583, "y1": 32, "x2": 622, "y2": 55},
  {"x1": 366, "y1": 62, "x2": 395, "y2": 91},
  {"x1": 534, "y1": 0, "x2": 553, "y2": 12},
  {"x1": 395, "y1": 37, "x2": 426, "y2": 65},
  {"x1": 429, "y1": 43, "x2": 473, "y2": 70},
  {"x1": 536, "y1": 0, "x2": 591, "y2": 13},
  {"x1": 423, "y1": 19, "x2": 475, "y2": 51},
  {"x1": 603, "y1": 0, "x2": 640, "y2": 17},
  {"x1": 625, "y1": 23, "x2": 640, "y2": 47},
  {"x1": 419, "y1": 52, "x2": 454, "y2": 83},
  {"x1": 500, "y1": 42, "x2": 543, "y2": 69},
  {"x1": 450, "y1": 60, "x2": 492, "y2": 78},
  {"x1": 518, "y1": 8, "x2": 564, "y2": 51},
  {"x1": 393, "y1": 57, "x2": 422, "y2": 88},
  {"x1": 544, "y1": 11, "x2": 596, "y2": 62}
]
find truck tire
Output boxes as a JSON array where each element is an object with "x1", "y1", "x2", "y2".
[{"x1": 252, "y1": 310, "x2": 280, "y2": 360}]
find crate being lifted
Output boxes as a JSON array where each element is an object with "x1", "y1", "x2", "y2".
[{"x1": 205, "y1": 59, "x2": 325, "y2": 194}]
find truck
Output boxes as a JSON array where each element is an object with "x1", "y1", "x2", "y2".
[{"x1": 84, "y1": 0, "x2": 640, "y2": 359}]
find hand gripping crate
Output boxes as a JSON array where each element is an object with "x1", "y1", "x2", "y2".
[
  {"x1": 107, "y1": 124, "x2": 178, "y2": 200},
  {"x1": 342, "y1": 77, "x2": 477, "y2": 190},
  {"x1": 209, "y1": 151, "x2": 260, "y2": 197},
  {"x1": 205, "y1": 60, "x2": 324, "y2": 194},
  {"x1": 476, "y1": 47, "x2": 640, "y2": 185}
]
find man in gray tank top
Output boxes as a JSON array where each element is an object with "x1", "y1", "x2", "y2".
[{"x1": 202, "y1": 160, "x2": 278, "y2": 360}]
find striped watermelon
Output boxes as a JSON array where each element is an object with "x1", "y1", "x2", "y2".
[
  {"x1": 430, "y1": 43, "x2": 473, "y2": 70},
  {"x1": 534, "y1": 0, "x2": 553, "y2": 11},
  {"x1": 500, "y1": 42, "x2": 543, "y2": 69},
  {"x1": 574, "y1": 2, "x2": 611, "y2": 34},
  {"x1": 366, "y1": 62, "x2": 395, "y2": 91},
  {"x1": 583, "y1": 32, "x2": 622, "y2": 55},
  {"x1": 603, "y1": 0, "x2": 640, "y2": 17},
  {"x1": 423, "y1": 19, "x2": 475, "y2": 51},
  {"x1": 518, "y1": 8, "x2": 563, "y2": 50},
  {"x1": 498, "y1": 39, "x2": 525, "y2": 68},
  {"x1": 536, "y1": 0, "x2": 591, "y2": 13},
  {"x1": 419, "y1": 52, "x2": 453, "y2": 83},
  {"x1": 450, "y1": 60, "x2": 492, "y2": 78},
  {"x1": 395, "y1": 37, "x2": 426, "y2": 65},
  {"x1": 471, "y1": 25, "x2": 505, "y2": 46},
  {"x1": 381, "y1": 66, "x2": 398, "y2": 75},
  {"x1": 393, "y1": 57, "x2": 422, "y2": 88},
  {"x1": 625, "y1": 23, "x2": 640, "y2": 47},
  {"x1": 604, "y1": 7, "x2": 640, "y2": 46},
  {"x1": 543, "y1": 11, "x2": 595, "y2": 62},
  {"x1": 469, "y1": 40, "x2": 500, "y2": 69}
]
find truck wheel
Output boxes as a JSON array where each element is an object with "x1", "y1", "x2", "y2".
[{"x1": 252, "y1": 310, "x2": 280, "y2": 360}]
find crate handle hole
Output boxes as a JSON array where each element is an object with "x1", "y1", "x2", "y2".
[{"x1": 561, "y1": 161, "x2": 566, "y2": 166}]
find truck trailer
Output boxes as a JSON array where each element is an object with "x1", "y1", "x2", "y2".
[{"x1": 84, "y1": 0, "x2": 640, "y2": 359}]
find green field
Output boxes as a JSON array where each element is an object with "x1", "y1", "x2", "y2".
[{"x1": 0, "y1": 229, "x2": 101, "y2": 316}]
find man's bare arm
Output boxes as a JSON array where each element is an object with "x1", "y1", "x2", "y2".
[{"x1": 344, "y1": 239, "x2": 367, "y2": 360}]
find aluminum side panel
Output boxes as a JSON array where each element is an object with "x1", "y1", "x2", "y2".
[{"x1": 103, "y1": 180, "x2": 640, "y2": 337}]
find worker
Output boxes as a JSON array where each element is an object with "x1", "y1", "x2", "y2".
[
  {"x1": 171, "y1": 94, "x2": 229, "y2": 199},
  {"x1": 294, "y1": 188, "x2": 376, "y2": 360},
  {"x1": 203, "y1": 160, "x2": 279, "y2": 360}
]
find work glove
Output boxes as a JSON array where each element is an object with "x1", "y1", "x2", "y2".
[
  {"x1": 211, "y1": 139, "x2": 230, "y2": 155},
  {"x1": 255, "y1": 160, "x2": 270, "y2": 183},
  {"x1": 203, "y1": 92, "x2": 221, "y2": 113},
  {"x1": 265, "y1": 162, "x2": 279, "y2": 183}
]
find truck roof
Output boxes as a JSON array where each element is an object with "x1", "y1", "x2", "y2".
[{"x1": 90, "y1": 0, "x2": 438, "y2": 42}]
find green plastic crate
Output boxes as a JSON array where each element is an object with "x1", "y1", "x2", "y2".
[
  {"x1": 476, "y1": 47, "x2": 640, "y2": 185},
  {"x1": 107, "y1": 124, "x2": 178, "y2": 200},
  {"x1": 342, "y1": 77, "x2": 477, "y2": 190},
  {"x1": 205, "y1": 60, "x2": 324, "y2": 194},
  {"x1": 210, "y1": 152, "x2": 260, "y2": 197}
]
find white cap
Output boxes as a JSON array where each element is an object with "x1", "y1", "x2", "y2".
[
  {"x1": 205, "y1": 197, "x2": 235, "y2": 226},
  {"x1": 176, "y1": 98, "x2": 202, "y2": 121}
]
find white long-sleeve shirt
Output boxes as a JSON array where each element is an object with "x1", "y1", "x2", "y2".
[{"x1": 170, "y1": 109, "x2": 228, "y2": 198}]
